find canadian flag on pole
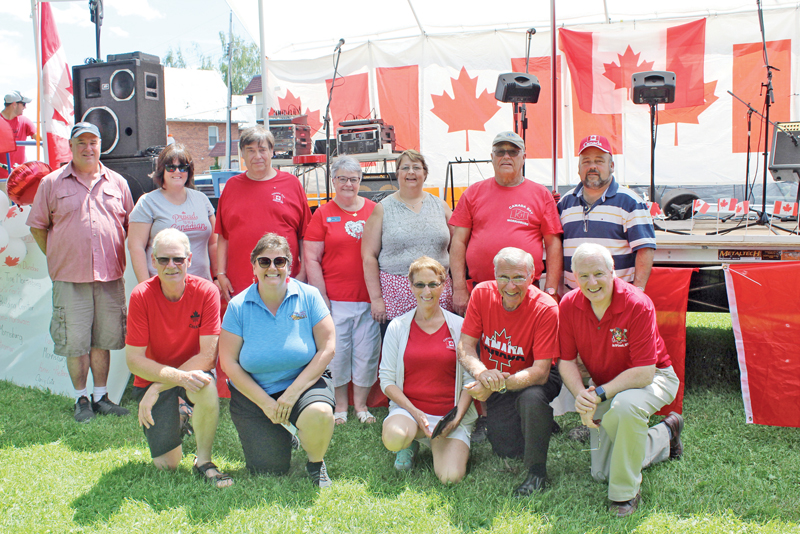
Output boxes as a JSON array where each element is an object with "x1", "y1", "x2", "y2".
[
  {"x1": 41, "y1": 2, "x2": 73, "y2": 168},
  {"x1": 559, "y1": 19, "x2": 705, "y2": 114},
  {"x1": 773, "y1": 201, "x2": 799, "y2": 217},
  {"x1": 648, "y1": 201, "x2": 662, "y2": 217},
  {"x1": 693, "y1": 198, "x2": 710, "y2": 214},
  {"x1": 735, "y1": 201, "x2": 750, "y2": 215},
  {"x1": 717, "y1": 198, "x2": 738, "y2": 211}
]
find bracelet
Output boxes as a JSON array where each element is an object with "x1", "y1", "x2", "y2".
[{"x1": 217, "y1": 272, "x2": 226, "y2": 276}]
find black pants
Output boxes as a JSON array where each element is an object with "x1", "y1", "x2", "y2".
[{"x1": 485, "y1": 365, "x2": 562, "y2": 468}]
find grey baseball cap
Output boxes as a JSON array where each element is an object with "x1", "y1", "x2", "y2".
[
  {"x1": 492, "y1": 131, "x2": 525, "y2": 150},
  {"x1": 4, "y1": 91, "x2": 32, "y2": 105},
  {"x1": 70, "y1": 122, "x2": 101, "y2": 139}
]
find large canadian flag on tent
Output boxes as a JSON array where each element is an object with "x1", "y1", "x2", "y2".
[
  {"x1": 559, "y1": 19, "x2": 705, "y2": 115},
  {"x1": 41, "y1": 2, "x2": 73, "y2": 168}
]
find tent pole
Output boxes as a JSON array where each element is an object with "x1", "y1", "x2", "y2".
[
  {"x1": 32, "y1": 0, "x2": 44, "y2": 162},
  {"x1": 406, "y1": 0, "x2": 426, "y2": 36},
  {"x1": 258, "y1": 0, "x2": 269, "y2": 128},
  {"x1": 550, "y1": 0, "x2": 557, "y2": 192}
]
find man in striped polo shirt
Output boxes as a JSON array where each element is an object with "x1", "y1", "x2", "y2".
[{"x1": 557, "y1": 135, "x2": 655, "y2": 292}]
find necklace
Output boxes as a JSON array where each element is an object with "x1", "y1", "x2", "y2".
[{"x1": 397, "y1": 193, "x2": 423, "y2": 210}]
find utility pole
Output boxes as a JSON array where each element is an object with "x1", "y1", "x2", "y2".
[{"x1": 225, "y1": 10, "x2": 233, "y2": 170}]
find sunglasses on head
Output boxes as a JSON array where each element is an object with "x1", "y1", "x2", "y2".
[
  {"x1": 256, "y1": 256, "x2": 289, "y2": 268},
  {"x1": 155, "y1": 256, "x2": 187, "y2": 266},
  {"x1": 165, "y1": 164, "x2": 189, "y2": 172}
]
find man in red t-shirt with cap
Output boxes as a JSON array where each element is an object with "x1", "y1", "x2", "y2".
[{"x1": 559, "y1": 242, "x2": 683, "y2": 517}]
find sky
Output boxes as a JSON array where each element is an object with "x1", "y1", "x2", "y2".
[{"x1": 0, "y1": 0, "x2": 250, "y2": 127}]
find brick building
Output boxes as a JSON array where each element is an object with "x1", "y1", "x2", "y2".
[{"x1": 165, "y1": 68, "x2": 249, "y2": 174}]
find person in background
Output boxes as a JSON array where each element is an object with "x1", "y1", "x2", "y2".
[
  {"x1": 125, "y1": 229, "x2": 232, "y2": 488},
  {"x1": 304, "y1": 156, "x2": 380, "y2": 425},
  {"x1": 379, "y1": 256, "x2": 477, "y2": 484},
  {"x1": 362, "y1": 150, "x2": 453, "y2": 329},
  {"x1": 128, "y1": 144, "x2": 218, "y2": 284},
  {"x1": 219, "y1": 233, "x2": 336, "y2": 487},
  {"x1": 1, "y1": 91, "x2": 35, "y2": 183},
  {"x1": 215, "y1": 126, "x2": 312, "y2": 301},
  {"x1": 28, "y1": 122, "x2": 132, "y2": 422},
  {"x1": 558, "y1": 243, "x2": 682, "y2": 518}
]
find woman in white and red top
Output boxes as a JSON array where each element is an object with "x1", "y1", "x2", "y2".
[
  {"x1": 304, "y1": 156, "x2": 380, "y2": 426},
  {"x1": 379, "y1": 256, "x2": 477, "y2": 484}
]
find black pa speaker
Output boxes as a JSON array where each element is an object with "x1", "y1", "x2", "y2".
[
  {"x1": 73, "y1": 56, "x2": 167, "y2": 159},
  {"x1": 631, "y1": 71, "x2": 676, "y2": 105},
  {"x1": 102, "y1": 155, "x2": 158, "y2": 204},
  {"x1": 769, "y1": 122, "x2": 800, "y2": 183},
  {"x1": 495, "y1": 73, "x2": 541, "y2": 104}
]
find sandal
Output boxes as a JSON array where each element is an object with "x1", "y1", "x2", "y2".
[
  {"x1": 193, "y1": 459, "x2": 233, "y2": 488},
  {"x1": 334, "y1": 411, "x2": 348, "y2": 425},
  {"x1": 356, "y1": 410, "x2": 376, "y2": 424},
  {"x1": 179, "y1": 398, "x2": 193, "y2": 437}
]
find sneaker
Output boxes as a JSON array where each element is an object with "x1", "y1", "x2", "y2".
[
  {"x1": 471, "y1": 415, "x2": 488, "y2": 444},
  {"x1": 91, "y1": 393, "x2": 130, "y2": 416},
  {"x1": 74, "y1": 396, "x2": 95, "y2": 423},
  {"x1": 307, "y1": 460, "x2": 332, "y2": 488},
  {"x1": 394, "y1": 440, "x2": 419, "y2": 471},
  {"x1": 662, "y1": 412, "x2": 684, "y2": 459},
  {"x1": 291, "y1": 434, "x2": 301, "y2": 450}
]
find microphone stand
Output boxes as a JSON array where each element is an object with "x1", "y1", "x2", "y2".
[
  {"x1": 323, "y1": 40, "x2": 344, "y2": 202},
  {"x1": 515, "y1": 30, "x2": 534, "y2": 177}
]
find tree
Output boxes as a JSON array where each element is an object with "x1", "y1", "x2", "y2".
[
  {"x1": 163, "y1": 47, "x2": 187, "y2": 69},
  {"x1": 217, "y1": 32, "x2": 261, "y2": 95}
]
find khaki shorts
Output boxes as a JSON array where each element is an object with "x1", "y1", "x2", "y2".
[{"x1": 50, "y1": 279, "x2": 127, "y2": 357}]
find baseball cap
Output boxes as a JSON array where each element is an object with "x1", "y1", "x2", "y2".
[
  {"x1": 492, "y1": 131, "x2": 525, "y2": 150},
  {"x1": 70, "y1": 122, "x2": 101, "y2": 139},
  {"x1": 578, "y1": 135, "x2": 612, "y2": 155},
  {"x1": 4, "y1": 91, "x2": 32, "y2": 105}
]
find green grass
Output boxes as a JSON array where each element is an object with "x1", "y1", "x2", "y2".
[{"x1": 1, "y1": 313, "x2": 798, "y2": 533}]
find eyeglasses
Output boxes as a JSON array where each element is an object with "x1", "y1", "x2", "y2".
[
  {"x1": 334, "y1": 176, "x2": 360, "y2": 184},
  {"x1": 492, "y1": 148, "x2": 521, "y2": 158},
  {"x1": 496, "y1": 275, "x2": 528, "y2": 285},
  {"x1": 398, "y1": 165, "x2": 425, "y2": 173},
  {"x1": 256, "y1": 256, "x2": 289, "y2": 269},
  {"x1": 165, "y1": 164, "x2": 189, "y2": 173},
  {"x1": 155, "y1": 256, "x2": 187, "y2": 266},
  {"x1": 412, "y1": 281, "x2": 442, "y2": 289}
]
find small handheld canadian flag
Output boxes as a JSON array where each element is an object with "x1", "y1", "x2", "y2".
[
  {"x1": 648, "y1": 202, "x2": 662, "y2": 217},
  {"x1": 735, "y1": 201, "x2": 750, "y2": 215},
  {"x1": 773, "y1": 201, "x2": 798, "y2": 217},
  {"x1": 717, "y1": 198, "x2": 738, "y2": 211},
  {"x1": 693, "y1": 199, "x2": 710, "y2": 214}
]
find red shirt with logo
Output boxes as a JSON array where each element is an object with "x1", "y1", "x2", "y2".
[
  {"x1": 402, "y1": 320, "x2": 458, "y2": 416},
  {"x1": 215, "y1": 170, "x2": 311, "y2": 295},
  {"x1": 126, "y1": 274, "x2": 221, "y2": 388},
  {"x1": 304, "y1": 198, "x2": 375, "y2": 302},
  {"x1": 559, "y1": 278, "x2": 672, "y2": 386},
  {"x1": 461, "y1": 281, "x2": 560, "y2": 374},
  {"x1": 449, "y1": 178, "x2": 562, "y2": 284}
]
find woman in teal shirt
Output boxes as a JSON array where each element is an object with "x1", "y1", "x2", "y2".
[{"x1": 220, "y1": 233, "x2": 336, "y2": 487}]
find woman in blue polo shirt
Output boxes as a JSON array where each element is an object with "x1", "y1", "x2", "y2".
[{"x1": 219, "y1": 233, "x2": 336, "y2": 487}]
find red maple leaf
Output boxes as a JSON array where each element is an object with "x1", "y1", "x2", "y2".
[
  {"x1": 719, "y1": 199, "x2": 729, "y2": 208},
  {"x1": 783, "y1": 204, "x2": 795, "y2": 213},
  {"x1": 431, "y1": 67, "x2": 500, "y2": 151},
  {"x1": 659, "y1": 80, "x2": 719, "y2": 145},
  {"x1": 603, "y1": 46, "x2": 655, "y2": 90},
  {"x1": 7, "y1": 207, "x2": 18, "y2": 219},
  {"x1": 4, "y1": 256, "x2": 20, "y2": 267},
  {"x1": 272, "y1": 90, "x2": 322, "y2": 135}
]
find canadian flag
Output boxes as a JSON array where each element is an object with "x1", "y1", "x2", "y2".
[
  {"x1": 41, "y1": 2, "x2": 73, "y2": 168},
  {"x1": 735, "y1": 201, "x2": 750, "y2": 215},
  {"x1": 693, "y1": 198, "x2": 710, "y2": 214},
  {"x1": 773, "y1": 201, "x2": 799, "y2": 217},
  {"x1": 648, "y1": 201, "x2": 662, "y2": 217},
  {"x1": 559, "y1": 19, "x2": 705, "y2": 114},
  {"x1": 717, "y1": 198, "x2": 738, "y2": 211}
]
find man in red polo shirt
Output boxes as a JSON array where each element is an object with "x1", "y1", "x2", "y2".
[
  {"x1": 1, "y1": 91, "x2": 36, "y2": 181},
  {"x1": 457, "y1": 247, "x2": 562, "y2": 497},
  {"x1": 558, "y1": 242, "x2": 684, "y2": 518}
]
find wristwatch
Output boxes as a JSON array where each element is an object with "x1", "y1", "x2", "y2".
[
  {"x1": 594, "y1": 385, "x2": 607, "y2": 402},
  {"x1": 545, "y1": 287, "x2": 556, "y2": 296},
  {"x1": 498, "y1": 383, "x2": 508, "y2": 394}
]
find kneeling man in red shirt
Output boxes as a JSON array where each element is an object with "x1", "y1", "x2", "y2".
[
  {"x1": 559, "y1": 242, "x2": 683, "y2": 517},
  {"x1": 126, "y1": 228, "x2": 232, "y2": 488}
]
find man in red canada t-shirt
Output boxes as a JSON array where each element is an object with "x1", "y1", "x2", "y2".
[
  {"x1": 125, "y1": 228, "x2": 232, "y2": 487},
  {"x1": 457, "y1": 247, "x2": 562, "y2": 497},
  {"x1": 1, "y1": 91, "x2": 36, "y2": 181},
  {"x1": 558, "y1": 243, "x2": 682, "y2": 517}
]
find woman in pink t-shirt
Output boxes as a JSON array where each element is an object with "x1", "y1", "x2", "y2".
[
  {"x1": 378, "y1": 256, "x2": 477, "y2": 484},
  {"x1": 304, "y1": 156, "x2": 379, "y2": 426}
]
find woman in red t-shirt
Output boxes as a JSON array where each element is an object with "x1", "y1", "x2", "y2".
[{"x1": 379, "y1": 257, "x2": 477, "y2": 484}]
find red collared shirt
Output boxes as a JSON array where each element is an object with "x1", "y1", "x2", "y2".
[
  {"x1": 27, "y1": 162, "x2": 133, "y2": 283},
  {"x1": 559, "y1": 278, "x2": 672, "y2": 386}
]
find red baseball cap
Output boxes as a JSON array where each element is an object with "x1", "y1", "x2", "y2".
[{"x1": 578, "y1": 135, "x2": 612, "y2": 155}]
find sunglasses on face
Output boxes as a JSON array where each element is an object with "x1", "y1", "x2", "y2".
[
  {"x1": 412, "y1": 281, "x2": 442, "y2": 289},
  {"x1": 256, "y1": 256, "x2": 289, "y2": 269},
  {"x1": 492, "y1": 148, "x2": 521, "y2": 158},
  {"x1": 165, "y1": 164, "x2": 189, "y2": 173},
  {"x1": 155, "y1": 256, "x2": 187, "y2": 266}
]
